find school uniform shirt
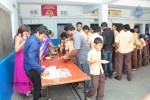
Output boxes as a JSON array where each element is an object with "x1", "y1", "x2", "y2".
[
  {"x1": 65, "y1": 40, "x2": 74, "y2": 53},
  {"x1": 133, "y1": 33, "x2": 139, "y2": 49},
  {"x1": 140, "y1": 38, "x2": 146, "y2": 47},
  {"x1": 114, "y1": 30, "x2": 119, "y2": 39},
  {"x1": 115, "y1": 30, "x2": 133, "y2": 53},
  {"x1": 88, "y1": 33, "x2": 103, "y2": 48},
  {"x1": 137, "y1": 38, "x2": 143, "y2": 50},
  {"x1": 60, "y1": 38, "x2": 68, "y2": 52},
  {"x1": 87, "y1": 48, "x2": 104, "y2": 75},
  {"x1": 87, "y1": 32, "x2": 92, "y2": 43},
  {"x1": 87, "y1": 33, "x2": 94, "y2": 44}
]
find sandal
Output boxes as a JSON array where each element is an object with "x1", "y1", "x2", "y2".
[
  {"x1": 26, "y1": 91, "x2": 32, "y2": 97},
  {"x1": 75, "y1": 84, "x2": 83, "y2": 89}
]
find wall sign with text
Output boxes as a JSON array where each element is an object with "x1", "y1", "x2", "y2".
[{"x1": 41, "y1": 5, "x2": 57, "y2": 16}]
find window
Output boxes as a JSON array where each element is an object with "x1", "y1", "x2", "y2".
[
  {"x1": 145, "y1": 24, "x2": 149, "y2": 33},
  {"x1": 0, "y1": 8, "x2": 13, "y2": 60}
]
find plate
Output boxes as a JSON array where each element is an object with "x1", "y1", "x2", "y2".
[
  {"x1": 52, "y1": 52, "x2": 57, "y2": 55},
  {"x1": 45, "y1": 57, "x2": 51, "y2": 60}
]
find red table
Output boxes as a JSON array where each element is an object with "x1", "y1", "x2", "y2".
[{"x1": 41, "y1": 54, "x2": 91, "y2": 100}]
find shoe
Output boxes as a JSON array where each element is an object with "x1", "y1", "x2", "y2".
[
  {"x1": 114, "y1": 76, "x2": 121, "y2": 80},
  {"x1": 132, "y1": 68, "x2": 137, "y2": 71},
  {"x1": 41, "y1": 88, "x2": 47, "y2": 98},
  {"x1": 26, "y1": 91, "x2": 32, "y2": 97},
  {"x1": 109, "y1": 75, "x2": 112, "y2": 79},
  {"x1": 113, "y1": 71, "x2": 117, "y2": 75},
  {"x1": 127, "y1": 77, "x2": 132, "y2": 81}
]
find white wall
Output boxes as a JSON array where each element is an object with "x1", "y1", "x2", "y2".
[
  {"x1": 108, "y1": 8, "x2": 150, "y2": 34},
  {"x1": 0, "y1": 0, "x2": 18, "y2": 37},
  {"x1": 19, "y1": 4, "x2": 84, "y2": 18},
  {"x1": 19, "y1": 4, "x2": 150, "y2": 38},
  {"x1": 19, "y1": 4, "x2": 94, "y2": 39}
]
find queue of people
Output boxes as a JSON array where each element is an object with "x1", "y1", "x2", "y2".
[{"x1": 13, "y1": 22, "x2": 150, "y2": 100}]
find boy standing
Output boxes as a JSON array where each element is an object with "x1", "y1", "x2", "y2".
[
  {"x1": 87, "y1": 37, "x2": 109, "y2": 100},
  {"x1": 114, "y1": 24, "x2": 133, "y2": 81},
  {"x1": 24, "y1": 26, "x2": 49, "y2": 100},
  {"x1": 88, "y1": 26, "x2": 103, "y2": 48},
  {"x1": 132, "y1": 25, "x2": 139, "y2": 70},
  {"x1": 82, "y1": 25, "x2": 91, "y2": 42}
]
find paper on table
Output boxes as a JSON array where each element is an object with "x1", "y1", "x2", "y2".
[{"x1": 42, "y1": 66, "x2": 72, "y2": 79}]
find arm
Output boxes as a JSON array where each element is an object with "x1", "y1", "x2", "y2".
[
  {"x1": 112, "y1": 31, "x2": 115, "y2": 46},
  {"x1": 48, "y1": 42, "x2": 59, "y2": 48},
  {"x1": 28, "y1": 42, "x2": 45, "y2": 73},
  {"x1": 102, "y1": 32, "x2": 107, "y2": 45},
  {"x1": 15, "y1": 36, "x2": 26, "y2": 52},
  {"x1": 62, "y1": 34, "x2": 81, "y2": 59},
  {"x1": 65, "y1": 49, "x2": 78, "y2": 58},
  {"x1": 65, "y1": 42, "x2": 69, "y2": 54},
  {"x1": 87, "y1": 60, "x2": 96, "y2": 64},
  {"x1": 88, "y1": 60, "x2": 109, "y2": 64},
  {"x1": 115, "y1": 34, "x2": 120, "y2": 52},
  {"x1": 87, "y1": 51, "x2": 94, "y2": 64}
]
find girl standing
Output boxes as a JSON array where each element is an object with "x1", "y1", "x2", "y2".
[{"x1": 13, "y1": 24, "x2": 32, "y2": 96}]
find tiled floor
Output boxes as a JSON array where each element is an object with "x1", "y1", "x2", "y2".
[{"x1": 11, "y1": 66, "x2": 150, "y2": 100}]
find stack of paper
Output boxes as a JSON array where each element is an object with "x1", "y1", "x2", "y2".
[{"x1": 42, "y1": 66, "x2": 72, "y2": 79}]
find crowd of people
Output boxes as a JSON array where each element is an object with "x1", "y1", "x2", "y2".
[{"x1": 13, "y1": 22, "x2": 150, "y2": 100}]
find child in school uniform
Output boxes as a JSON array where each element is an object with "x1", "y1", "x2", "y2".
[
  {"x1": 59, "y1": 32, "x2": 68, "y2": 54},
  {"x1": 137, "y1": 33, "x2": 146, "y2": 68},
  {"x1": 144, "y1": 33, "x2": 150, "y2": 64},
  {"x1": 65, "y1": 37, "x2": 78, "y2": 66},
  {"x1": 87, "y1": 37, "x2": 109, "y2": 100}
]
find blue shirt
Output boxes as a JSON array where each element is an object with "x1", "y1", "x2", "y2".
[
  {"x1": 72, "y1": 31, "x2": 91, "y2": 64},
  {"x1": 24, "y1": 34, "x2": 45, "y2": 73}
]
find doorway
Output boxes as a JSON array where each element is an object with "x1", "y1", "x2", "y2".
[
  {"x1": 145, "y1": 24, "x2": 150, "y2": 33},
  {"x1": 28, "y1": 24, "x2": 43, "y2": 34},
  {"x1": 57, "y1": 23, "x2": 71, "y2": 39},
  {"x1": 90, "y1": 23, "x2": 98, "y2": 27}
]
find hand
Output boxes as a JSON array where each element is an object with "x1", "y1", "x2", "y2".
[
  {"x1": 58, "y1": 44, "x2": 61, "y2": 48},
  {"x1": 23, "y1": 34, "x2": 27, "y2": 40},
  {"x1": 61, "y1": 55, "x2": 68, "y2": 60},
  {"x1": 56, "y1": 46, "x2": 59, "y2": 48},
  {"x1": 115, "y1": 50, "x2": 118, "y2": 53},
  {"x1": 41, "y1": 66, "x2": 46, "y2": 68},
  {"x1": 101, "y1": 60, "x2": 109, "y2": 64},
  {"x1": 40, "y1": 58, "x2": 43, "y2": 63},
  {"x1": 42, "y1": 69, "x2": 49, "y2": 76}
]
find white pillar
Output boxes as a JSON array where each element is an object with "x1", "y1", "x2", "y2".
[
  {"x1": 98, "y1": 4, "x2": 108, "y2": 26},
  {"x1": 142, "y1": 24, "x2": 146, "y2": 35}
]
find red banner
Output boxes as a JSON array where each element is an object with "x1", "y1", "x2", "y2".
[{"x1": 41, "y1": 5, "x2": 57, "y2": 16}]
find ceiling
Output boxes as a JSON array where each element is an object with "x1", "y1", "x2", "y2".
[
  {"x1": 110, "y1": 0, "x2": 150, "y2": 9},
  {"x1": 17, "y1": 0, "x2": 150, "y2": 9},
  {"x1": 17, "y1": 0, "x2": 102, "y2": 6}
]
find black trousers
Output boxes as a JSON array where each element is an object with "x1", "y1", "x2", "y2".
[{"x1": 26, "y1": 69, "x2": 41, "y2": 100}]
